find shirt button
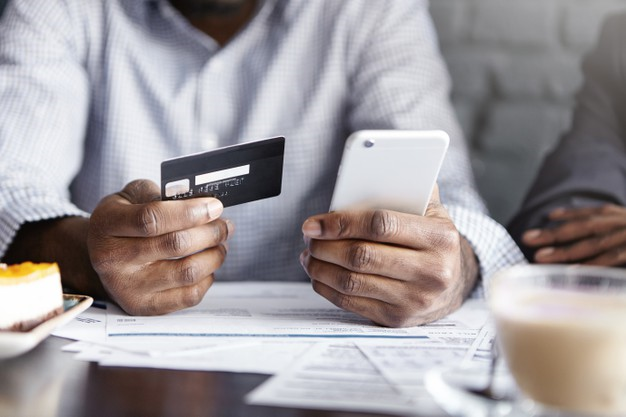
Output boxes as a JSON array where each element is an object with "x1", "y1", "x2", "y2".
[{"x1": 208, "y1": 58, "x2": 224, "y2": 73}]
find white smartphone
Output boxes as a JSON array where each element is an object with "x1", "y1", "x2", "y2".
[{"x1": 329, "y1": 130, "x2": 449, "y2": 216}]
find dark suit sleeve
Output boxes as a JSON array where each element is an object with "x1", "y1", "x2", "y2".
[{"x1": 508, "y1": 12, "x2": 626, "y2": 261}]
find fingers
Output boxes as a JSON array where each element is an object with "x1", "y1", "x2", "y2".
[
  {"x1": 548, "y1": 204, "x2": 626, "y2": 221},
  {"x1": 310, "y1": 280, "x2": 403, "y2": 327},
  {"x1": 302, "y1": 181, "x2": 452, "y2": 249},
  {"x1": 424, "y1": 182, "x2": 446, "y2": 217},
  {"x1": 523, "y1": 220, "x2": 596, "y2": 247},
  {"x1": 301, "y1": 243, "x2": 450, "y2": 299},
  {"x1": 117, "y1": 179, "x2": 162, "y2": 204},
  {"x1": 583, "y1": 248, "x2": 626, "y2": 267},
  {"x1": 302, "y1": 208, "x2": 459, "y2": 251},
  {"x1": 154, "y1": 244, "x2": 227, "y2": 291},
  {"x1": 88, "y1": 179, "x2": 233, "y2": 316},
  {"x1": 520, "y1": 204, "x2": 626, "y2": 264},
  {"x1": 303, "y1": 238, "x2": 448, "y2": 283},
  {"x1": 110, "y1": 220, "x2": 233, "y2": 265},
  {"x1": 522, "y1": 204, "x2": 626, "y2": 248},
  {"x1": 300, "y1": 197, "x2": 467, "y2": 327},
  {"x1": 94, "y1": 179, "x2": 224, "y2": 238},
  {"x1": 142, "y1": 276, "x2": 215, "y2": 316},
  {"x1": 308, "y1": 275, "x2": 454, "y2": 328},
  {"x1": 122, "y1": 272, "x2": 216, "y2": 316},
  {"x1": 300, "y1": 248, "x2": 407, "y2": 305},
  {"x1": 300, "y1": 232, "x2": 462, "y2": 327},
  {"x1": 120, "y1": 241, "x2": 229, "y2": 294},
  {"x1": 533, "y1": 227, "x2": 626, "y2": 265},
  {"x1": 106, "y1": 244, "x2": 227, "y2": 315}
]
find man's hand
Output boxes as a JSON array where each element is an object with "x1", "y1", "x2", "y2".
[
  {"x1": 300, "y1": 186, "x2": 479, "y2": 328},
  {"x1": 522, "y1": 204, "x2": 626, "y2": 266},
  {"x1": 88, "y1": 180, "x2": 233, "y2": 315}
]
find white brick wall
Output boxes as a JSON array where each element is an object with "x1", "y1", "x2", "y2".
[{"x1": 430, "y1": 0, "x2": 626, "y2": 223}]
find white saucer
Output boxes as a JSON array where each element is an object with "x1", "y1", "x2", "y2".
[
  {"x1": 0, "y1": 294, "x2": 93, "y2": 359},
  {"x1": 424, "y1": 364, "x2": 530, "y2": 417},
  {"x1": 424, "y1": 365, "x2": 607, "y2": 417}
]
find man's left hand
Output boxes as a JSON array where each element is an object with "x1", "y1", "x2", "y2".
[{"x1": 300, "y1": 186, "x2": 479, "y2": 328}]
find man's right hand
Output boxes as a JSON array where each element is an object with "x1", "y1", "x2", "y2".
[{"x1": 88, "y1": 179, "x2": 232, "y2": 315}]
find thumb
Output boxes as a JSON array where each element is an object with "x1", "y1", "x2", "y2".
[
  {"x1": 424, "y1": 183, "x2": 446, "y2": 217},
  {"x1": 119, "y1": 179, "x2": 162, "y2": 204}
]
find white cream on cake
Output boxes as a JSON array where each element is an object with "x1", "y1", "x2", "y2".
[{"x1": 0, "y1": 262, "x2": 64, "y2": 332}]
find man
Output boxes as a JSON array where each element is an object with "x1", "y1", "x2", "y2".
[
  {"x1": 0, "y1": 0, "x2": 523, "y2": 327},
  {"x1": 509, "y1": 12, "x2": 626, "y2": 267}
]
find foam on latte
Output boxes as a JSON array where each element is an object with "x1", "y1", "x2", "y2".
[{"x1": 493, "y1": 288, "x2": 626, "y2": 416}]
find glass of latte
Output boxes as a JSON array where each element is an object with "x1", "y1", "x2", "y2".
[{"x1": 490, "y1": 264, "x2": 626, "y2": 416}]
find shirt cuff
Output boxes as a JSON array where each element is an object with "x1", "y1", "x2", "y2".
[
  {"x1": 0, "y1": 195, "x2": 88, "y2": 258},
  {"x1": 446, "y1": 205, "x2": 527, "y2": 298}
]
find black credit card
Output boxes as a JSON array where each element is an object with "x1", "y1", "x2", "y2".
[{"x1": 161, "y1": 136, "x2": 285, "y2": 207}]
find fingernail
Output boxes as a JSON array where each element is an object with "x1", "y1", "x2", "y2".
[
  {"x1": 225, "y1": 219, "x2": 234, "y2": 236},
  {"x1": 523, "y1": 229, "x2": 542, "y2": 241},
  {"x1": 207, "y1": 199, "x2": 224, "y2": 219},
  {"x1": 551, "y1": 208, "x2": 566, "y2": 216},
  {"x1": 535, "y1": 247, "x2": 555, "y2": 260},
  {"x1": 302, "y1": 219, "x2": 322, "y2": 237},
  {"x1": 299, "y1": 250, "x2": 308, "y2": 265}
]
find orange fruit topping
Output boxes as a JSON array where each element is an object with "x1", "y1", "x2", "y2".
[{"x1": 0, "y1": 262, "x2": 60, "y2": 279}]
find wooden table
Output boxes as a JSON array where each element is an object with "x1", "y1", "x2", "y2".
[{"x1": 0, "y1": 336, "x2": 420, "y2": 417}]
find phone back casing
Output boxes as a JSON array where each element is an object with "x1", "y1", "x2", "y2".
[{"x1": 329, "y1": 130, "x2": 449, "y2": 216}]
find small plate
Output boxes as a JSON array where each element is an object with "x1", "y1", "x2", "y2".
[
  {"x1": 0, "y1": 294, "x2": 93, "y2": 359},
  {"x1": 426, "y1": 365, "x2": 617, "y2": 417}
]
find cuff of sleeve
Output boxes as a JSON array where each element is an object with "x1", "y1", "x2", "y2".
[
  {"x1": 446, "y1": 205, "x2": 527, "y2": 299},
  {"x1": 0, "y1": 197, "x2": 88, "y2": 258}
]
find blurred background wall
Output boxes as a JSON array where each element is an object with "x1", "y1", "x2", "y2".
[{"x1": 430, "y1": 0, "x2": 626, "y2": 224}]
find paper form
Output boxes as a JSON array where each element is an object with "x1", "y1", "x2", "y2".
[
  {"x1": 356, "y1": 339, "x2": 469, "y2": 398},
  {"x1": 52, "y1": 304, "x2": 107, "y2": 344},
  {"x1": 52, "y1": 282, "x2": 495, "y2": 415},
  {"x1": 76, "y1": 340, "x2": 314, "y2": 375},
  {"x1": 247, "y1": 334, "x2": 486, "y2": 415},
  {"x1": 246, "y1": 342, "x2": 430, "y2": 416},
  {"x1": 104, "y1": 281, "x2": 393, "y2": 338},
  {"x1": 105, "y1": 282, "x2": 486, "y2": 340},
  {"x1": 462, "y1": 323, "x2": 496, "y2": 366}
]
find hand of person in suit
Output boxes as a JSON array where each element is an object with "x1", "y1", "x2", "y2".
[{"x1": 522, "y1": 204, "x2": 626, "y2": 266}]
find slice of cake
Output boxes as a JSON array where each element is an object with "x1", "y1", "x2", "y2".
[{"x1": 0, "y1": 262, "x2": 64, "y2": 332}]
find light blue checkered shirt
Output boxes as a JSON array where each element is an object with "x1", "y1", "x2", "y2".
[{"x1": 0, "y1": 0, "x2": 525, "y2": 287}]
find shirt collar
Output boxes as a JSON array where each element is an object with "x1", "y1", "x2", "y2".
[
  {"x1": 142, "y1": 0, "x2": 271, "y2": 12},
  {"x1": 146, "y1": 0, "x2": 274, "y2": 27},
  {"x1": 144, "y1": 0, "x2": 274, "y2": 49}
]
